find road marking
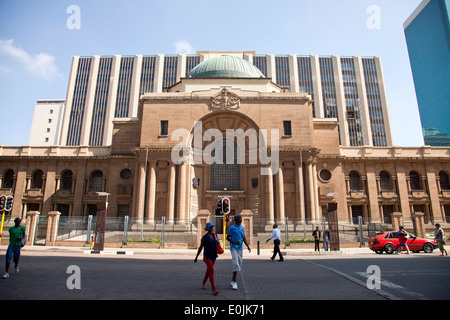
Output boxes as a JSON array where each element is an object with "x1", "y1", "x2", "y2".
[
  {"x1": 304, "y1": 260, "x2": 400, "y2": 300},
  {"x1": 84, "y1": 250, "x2": 133, "y2": 255},
  {"x1": 355, "y1": 272, "x2": 429, "y2": 300}
]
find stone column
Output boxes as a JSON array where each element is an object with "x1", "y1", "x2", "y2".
[
  {"x1": 25, "y1": 211, "x2": 40, "y2": 247},
  {"x1": 391, "y1": 212, "x2": 403, "y2": 231},
  {"x1": 196, "y1": 209, "x2": 211, "y2": 247},
  {"x1": 312, "y1": 162, "x2": 320, "y2": 222},
  {"x1": 366, "y1": 169, "x2": 382, "y2": 223},
  {"x1": 411, "y1": 211, "x2": 425, "y2": 238},
  {"x1": 167, "y1": 162, "x2": 176, "y2": 224},
  {"x1": 294, "y1": 160, "x2": 305, "y2": 223},
  {"x1": 266, "y1": 166, "x2": 275, "y2": 226},
  {"x1": 136, "y1": 160, "x2": 146, "y2": 223},
  {"x1": 146, "y1": 160, "x2": 157, "y2": 224},
  {"x1": 45, "y1": 211, "x2": 61, "y2": 246},
  {"x1": 276, "y1": 164, "x2": 285, "y2": 224},
  {"x1": 177, "y1": 162, "x2": 187, "y2": 224},
  {"x1": 426, "y1": 170, "x2": 443, "y2": 223},
  {"x1": 241, "y1": 209, "x2": 254, "y2": 246},
  {"x1": 307, "y1": 162, "x2": 316, "y2": 222}
]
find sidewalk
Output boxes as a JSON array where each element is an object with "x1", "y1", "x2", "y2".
[{"x1": 0, "y1": 244, "x2": 374, "y2": 258}]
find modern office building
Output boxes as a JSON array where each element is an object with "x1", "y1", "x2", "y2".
[
  {"x1": 0, "y1": 51, "x2": 449, "y2": 247},
  {"x1": 404, "y1": 0, "x2": 450, "y2": 146},
  {"x1": 59, "y1": 52, "x2": 393, "y2": 149},
  {"x1": 29, "y1": 100, "x2": 65, "y2": 146}
]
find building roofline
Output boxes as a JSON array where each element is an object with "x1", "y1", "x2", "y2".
[{"x1": 403, "y1": 0, "x2": 431, "y2": 29}]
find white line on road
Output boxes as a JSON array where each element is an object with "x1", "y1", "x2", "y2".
[{"x1": 355, "y1": 272, "x2": 429, "y2": 300}]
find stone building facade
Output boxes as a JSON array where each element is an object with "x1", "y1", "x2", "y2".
[{"x1": 1, "y1": 53, "x2": 450, "y2": 238}]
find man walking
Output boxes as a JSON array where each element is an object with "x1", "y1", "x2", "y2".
[
  {"x1": 1, "y1": 217, "x2": 26, "y2": 279},
  {"x1": 226, "y1": 214, "x2": 251, "y2": 290},
  {"x1": 266, "y1": 224, "x2": 283, "y2": 261}
]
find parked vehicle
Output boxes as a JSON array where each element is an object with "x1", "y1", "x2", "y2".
[{"x1": 369, "y1": 231, "x2": 437, "y2": 254}]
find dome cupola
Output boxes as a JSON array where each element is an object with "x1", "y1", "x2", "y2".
[{"x1": 188, "y1": 55, "x2": 265, "y2": 79}]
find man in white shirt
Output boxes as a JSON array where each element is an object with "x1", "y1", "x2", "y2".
[{"x1": 266, "y1": 224, "x2": 284, "y2": 262}]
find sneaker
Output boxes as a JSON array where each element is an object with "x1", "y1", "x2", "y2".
[
  {"x1": 231, "y1": 281, "x2": 238, "y2": 290},
  {"x1": 15, "y1": 266, "x2": 19, "y2": 274},
  {"x1": 1, "y1": 273, "x2": 9, "y2": 279}
]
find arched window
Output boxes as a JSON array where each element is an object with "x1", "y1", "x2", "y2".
[
  {"x1": 349, "y1": 171, "x2": 362, "y2": 191},
  {"x1": 61, "y1": 170, "x2": 73, "y2": 190},
  {"x1": 439, "y1": 171, "x2": 450, "y2": 190},
  {"x1": 409, "y1": 171, "x2": 421, "y2": 190},
  {"x1": 210, "y1": 140, "x2": 240, "y2": 191},
  {"x1": 379, "y1": 171, "x2": 392, "y2": 191},
  {"x1": 89, "y1": 170, "x2": 103, "y2": 191},
  {"x1": 32, "y1": 170, "x2": 44, "y2": 189},
  {"x1": 3, "y1": 169, "x2": 14, "y2": 189}
]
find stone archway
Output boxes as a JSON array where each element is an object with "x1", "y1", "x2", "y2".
[{"x1": 187, "y1": 111, "x2": 264, "y2": 226}]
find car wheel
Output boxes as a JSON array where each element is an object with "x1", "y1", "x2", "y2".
[
  {"x1": 384, "y1": 243, "x2": 395, "y2": 254},
  {"x1": 423, "y1": 243, "x2": 434, "y2": 253},
  {"x1": 375, "y1": 250, "x2": 383, "y2": 254}
]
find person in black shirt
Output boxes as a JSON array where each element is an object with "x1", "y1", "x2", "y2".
[{"x1": 312, "y1": 227, "x2": 321, "y2": 252}]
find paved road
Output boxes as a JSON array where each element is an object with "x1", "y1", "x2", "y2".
[
  {"x1": 306, "y1": 255, "x2": 450, "y2": 300},
  {"x1": 0, "y1": 252, "x2": 387, "y2": 301}
]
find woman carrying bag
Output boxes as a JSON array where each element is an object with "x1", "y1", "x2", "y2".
[
  {"x1": 434, "y1": 223, "x2": 448, "y2": 256},
  {"x1": 194, "y1": 222, "x2": 222, "y2": 295}
]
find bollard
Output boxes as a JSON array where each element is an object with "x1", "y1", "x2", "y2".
[{"x1": 257, "y1": 240, "x2": 260, "y2": 255}]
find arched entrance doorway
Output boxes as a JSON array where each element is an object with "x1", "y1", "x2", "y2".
[{"x1": 188, "y1": 111, "x2": 264, "y2": 235}]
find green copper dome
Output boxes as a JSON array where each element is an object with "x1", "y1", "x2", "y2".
[{"x1": 188, "y1": 55, "x2": 265, "y2": 79}]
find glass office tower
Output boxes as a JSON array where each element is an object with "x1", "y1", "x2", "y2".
[{"x1": 404, "y1": 0, "x2": 450, "y2": 146}]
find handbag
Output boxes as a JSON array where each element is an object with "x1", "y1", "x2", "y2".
[{"x1": 215, "y1": 234, "x2": 224, "y2": 255}]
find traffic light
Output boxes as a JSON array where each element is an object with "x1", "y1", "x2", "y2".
[
  {"x1": 0, "y1": 195, "x2": 6, "y2": 211},
  {"x1": 5, "y1": 195, "x2": 13, "y2": 211},
  {"x1": 216, "y1": 199, "x2": 222, "y2": 215},
  {"x1": 222, "y1": 197, "x2": 230, "y2": 214},
  {"x1": 225, "y1": 214, "x2": 230, "y2": 223}
]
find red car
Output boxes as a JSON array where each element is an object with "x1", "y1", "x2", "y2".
[{"x1": 369, "y1": 231, "x2": 437, "y2": 254}]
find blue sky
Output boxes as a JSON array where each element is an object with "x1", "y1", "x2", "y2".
[{"x1": 0, "y1": 0, "x2": 424, "y2": 146}]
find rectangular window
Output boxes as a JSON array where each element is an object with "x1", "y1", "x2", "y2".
[
  {"x1": 160, "y1": 120, "x2": 168, "y2": 136},
  {"x1": 283, "y1": 121, "x2": 292, "y2": 136},
  {"x1": 117, "y1": 204, "x2": 130, "y2": 218}
]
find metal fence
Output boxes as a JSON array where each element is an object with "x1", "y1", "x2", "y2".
[
  {"x1": 56, "y1": 216, "x2": 197, "y2": 247},
  {"x1": 55, "y1": 215, "x2": 391, "y2": 248},
  {"x1": 257, "y1": 217, "x2": 380, "y2": 246}
]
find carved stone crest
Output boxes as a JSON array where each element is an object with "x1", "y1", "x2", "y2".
[{"x1": 210, "y1": 88, "x2": 240, "y2": 111}]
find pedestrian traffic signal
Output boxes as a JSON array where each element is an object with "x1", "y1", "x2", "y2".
[
  {"x1": 225, "y1": 214, "x2": 230, "y2": 223},
  {"x1": 222, "y1": 197, "x2": 230, "y2": 214},
  {"x1": 0, "y1": 195, "x2": 6, "y2": 211},
  {"x1": 5, "y1": 195, "x2": 13, "y2": 211}
]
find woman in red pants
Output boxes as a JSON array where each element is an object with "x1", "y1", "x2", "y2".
[{"x1": 194, "y1": 222, "x2": 219, "y2": 295}]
